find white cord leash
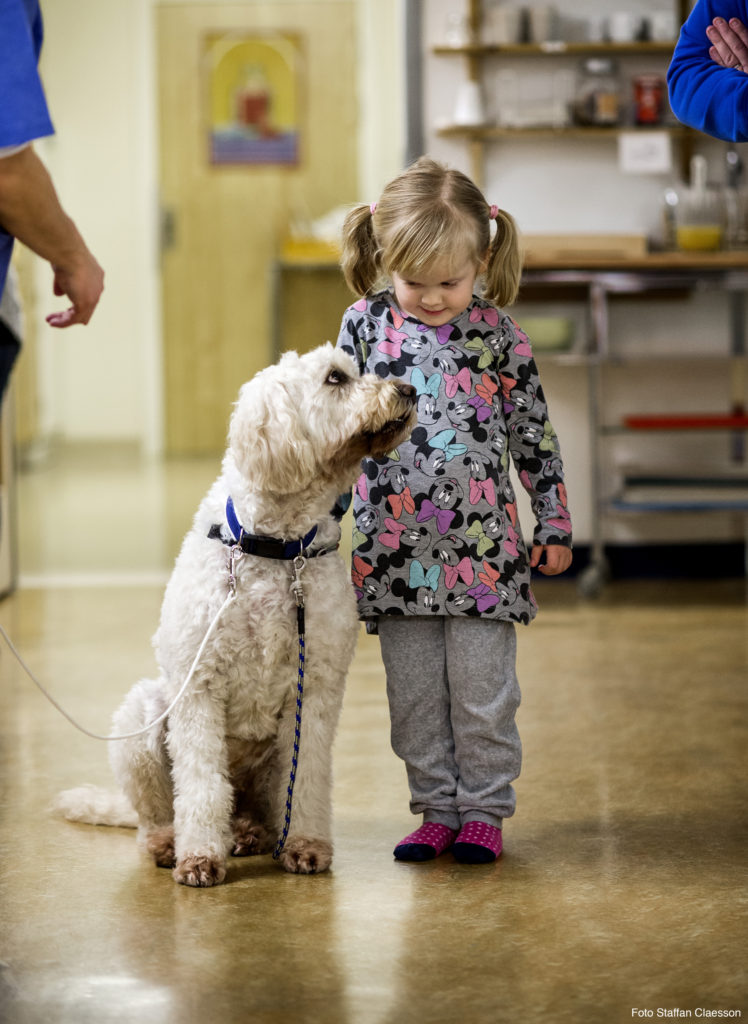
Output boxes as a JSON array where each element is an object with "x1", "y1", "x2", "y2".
[
  {"x1": 0, "y1": 587, "x2": 236, "y2": 743},
  {"x1": 1, "y1": 536, "x2": 308, "y2": 857}
]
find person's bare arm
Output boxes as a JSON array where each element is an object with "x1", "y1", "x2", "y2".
[{"x1": 0, "y1": 145, "x2": 103, "y2": 326}]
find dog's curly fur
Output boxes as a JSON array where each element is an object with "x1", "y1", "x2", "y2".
[{"x1": 55, "y1": 345, "x2": 416, "y2": 886}]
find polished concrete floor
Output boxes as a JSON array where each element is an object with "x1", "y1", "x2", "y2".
[{"x1": 1, "y1": 447, "x2": 747, "y2": 1024}]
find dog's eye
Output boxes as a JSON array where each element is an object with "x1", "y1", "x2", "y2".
[{"x1": 326, "y1": 368, "x2": 349, "y2": 386}]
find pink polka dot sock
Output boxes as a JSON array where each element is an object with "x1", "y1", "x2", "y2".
[
  {"x1": 452, "y1": 821, "x2": 503, "y2": 864},
  {"x1": 393, "y1": 822, "x2": 458, "y2": 862}
]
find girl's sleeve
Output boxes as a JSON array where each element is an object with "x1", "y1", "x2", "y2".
[
  {"x1": 331, "y1": 306, "x2": 363, "y2": 520},
  {"x1": 335, "y1": 306, "x2": 366, "y2": 373},
  {"x1": 667, "y1": 0, "x2": 748, "y2": 142},
  {"x1": 499, "y1": 317, "x2": 572, "y2": 549}
]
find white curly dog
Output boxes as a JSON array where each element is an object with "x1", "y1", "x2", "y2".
[{"x1": 56, "y1": 344, "x2": 416, "y2": 887}]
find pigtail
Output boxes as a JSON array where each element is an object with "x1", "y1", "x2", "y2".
[
  {"x1": 341, "y1": 158, "x2": 523, "y2": 307},
  {"x1": 340, "y1": 203, "x2": 382, "y2": 297},
  {"x1": 482, "y1": 208, "x2": 522, "y2": 309}
]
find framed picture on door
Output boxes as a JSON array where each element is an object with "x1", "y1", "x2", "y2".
[{"x1": 204, "y1": 32, "x2": 302, "y2": 165}]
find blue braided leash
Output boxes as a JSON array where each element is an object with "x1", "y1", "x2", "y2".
[{"x1": 272, "y1": 558, "x2": 306, "y2": 860}]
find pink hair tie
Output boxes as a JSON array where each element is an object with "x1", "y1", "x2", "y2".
[
  {"x1": 488, "y1": 204, "x2": 499, "y2": 220},
  {"x1": 370, "y1": 202, "x2": 377, "y2": 215}
]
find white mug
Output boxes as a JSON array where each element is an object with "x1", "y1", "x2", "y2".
[
  {"x1": 608, "y1": 11, "x2": 640, "y2": 42},
  {"x1": 648, "y1": 10, "x2": 677, "y2": 41},
  {"x1": 445, "y1": 12, "x2": 470, "y2": 47},
  {"x1": 495, "y1": 69, "x2": 520, "y2": 127},
  {"x1": 484, "y1": 6, "x2": 523, "y2": 45},
  {"x1": 585, "y1": 15, "x2": 606, "y2": 43},
  {"x1": 453, "y1": 80, "x2": 486, "y2": 126},
  {"x1": 528, "y1": 6, "x2": 559, "y2": 44}
]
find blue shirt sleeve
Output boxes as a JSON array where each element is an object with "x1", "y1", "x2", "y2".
[
  {"x1": 0, "y1": 0, "x2": 55, "y2": 147},
  {"x1": 667, "y1": 0, "x2": 748, "y2": 142}
]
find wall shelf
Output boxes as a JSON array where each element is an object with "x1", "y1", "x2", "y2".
[
  {"x1": 433, "y1": 0, "x2": 693, "y2": 183},
  {"x1": 611, "y1": 473, "x2": 748, "y2": 512},
  {"x1": 437, "y1": 124, "x2": 691, "y2": 141},
  {"x1": 434, "y1": 42, "x2": 677, "y2": 58}
]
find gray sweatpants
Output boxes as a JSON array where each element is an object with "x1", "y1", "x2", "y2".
[{"x1": 378, "y1": 616, "x2": 522, "y2": 831}]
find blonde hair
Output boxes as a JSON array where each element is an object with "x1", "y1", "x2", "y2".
[{"x1": 340, "y1": 156, "x2": 521, "y2": 308}]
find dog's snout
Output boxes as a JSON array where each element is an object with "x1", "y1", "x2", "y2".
[{"x1": 395, "y1": 382, "x2": 417, "y2": 401}]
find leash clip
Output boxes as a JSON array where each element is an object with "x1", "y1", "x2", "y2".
[
  {"x1": 228, "y1": 544, "x2": 243, "y2": 595},
  {"x1": 290, "y1": 554, "x2": 306, "y2": 607}
]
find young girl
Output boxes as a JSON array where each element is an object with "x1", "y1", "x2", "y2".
[{"x1": 336, "y1": 157, "x2": 572, "y2": 864}]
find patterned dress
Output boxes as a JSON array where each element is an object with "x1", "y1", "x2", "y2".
[{"x1": 336, "y1": 290, "x2": 572, "y2": 627}]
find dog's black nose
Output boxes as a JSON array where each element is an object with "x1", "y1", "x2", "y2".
[{"x1": 396, "y1": 382, "x2": 417, "y2": 400}]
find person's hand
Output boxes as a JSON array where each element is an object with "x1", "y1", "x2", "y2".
[
  {"x1": 530, "y1": 544, "x2": 572, "y2": 576},
  {"x1": 706, "y1": 16, "x2": 748, "y2": 73},
  {"x1": 46, "y1": 248, "x2": 104, "y2": 327}
]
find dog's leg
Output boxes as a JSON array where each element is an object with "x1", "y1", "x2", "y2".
[
  {"x1": 230, "y1": 744, "x2": 276, "y2": 857},
  {"x1": 231, "y1": 817, "x2": 275, "y2": 857},
  {"x1": 166, "y1": 687, "x2": 233, "y2": 887},
  {"x1": 109, "y1": 679, "x2": 175, "y2": 867},
  {"x1": 272, "y1": 676, "x2": 346, "y2": 874}
]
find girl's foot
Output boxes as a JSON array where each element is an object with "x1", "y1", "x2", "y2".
[
  {"x1": 393, "y1": 822, "x2": 458, "y2": 861},
  {"x1": 452, "y1": 821, "x2": 503, "y2": 863}
]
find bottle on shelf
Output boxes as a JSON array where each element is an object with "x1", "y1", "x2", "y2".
[{"x1": 724, "y1": 146, "x2": 748, "y2": 251}]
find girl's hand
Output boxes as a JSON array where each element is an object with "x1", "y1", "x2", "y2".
[
  {"x1": 707, "y1": 17, "x2": 748, "y2": 73},
  {"x1": 530, "y1": 544, "x2": 572, "y2": 576}
]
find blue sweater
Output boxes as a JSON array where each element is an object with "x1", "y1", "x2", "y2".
[
  {"x1": 0, "y1": 0, "x2": 54, "y2": 298},
  {"x1": 667, "y1": 0, "x2": 748, "y2": 141}
]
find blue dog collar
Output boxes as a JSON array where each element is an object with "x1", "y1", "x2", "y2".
[{"x1": 218, "y1": 496, "x2": 320, "y2": 560}]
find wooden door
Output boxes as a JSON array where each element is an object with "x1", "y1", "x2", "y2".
[{"x1": 156, "y1": 3, "x2": 358, "y2": 454}]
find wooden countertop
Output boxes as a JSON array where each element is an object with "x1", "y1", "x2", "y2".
[
  {"x1": 277, "y1": 239, "x2": 748, "y2": 273},
  {"x1": 523, "y1": 251, "x2": 748, "y2": 271}
]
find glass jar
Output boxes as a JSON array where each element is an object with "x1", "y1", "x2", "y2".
[
  {"x1": 725, "y1": 187, "x2": 748, "y2": 250},
  {"x1": 675, "y1": 156, "x2": 725, "y2": 251},
  {"x1": 573, "y1": 58, "x2": 621, "y2": 126}
]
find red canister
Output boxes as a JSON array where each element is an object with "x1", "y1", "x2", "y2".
[{"x1": 633, "y1": 74, "x2": 665, "y2": 125}]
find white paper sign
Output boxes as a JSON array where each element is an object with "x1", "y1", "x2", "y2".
[{"x1": 617, "y1": 131, "x2": 673, "y2": 174}]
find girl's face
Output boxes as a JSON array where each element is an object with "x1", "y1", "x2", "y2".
[{"x1": 392, "y1": 256, "x2": 480, "y2": 327}]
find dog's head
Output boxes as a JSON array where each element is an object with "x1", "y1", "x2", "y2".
[{"x1": 229, "y1": 344, "x2": 417, "y2": 495}]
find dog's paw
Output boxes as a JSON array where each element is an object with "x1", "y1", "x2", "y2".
[
  {"x1": 231, "y1": 818, "x2": 274, "y2": 857},
  {"x1": 277, "y1": 837, "x2": 333, "y2": 875},
  {"x1": 173, "y1": 855, "x2": 227, "y2": 887},
  {"x1": 145, "y1": 825, "x2": 176, "y2": 868}
]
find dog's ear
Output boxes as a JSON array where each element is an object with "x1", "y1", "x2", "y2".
[{"x1": 229, "y1": 359, "x2": 317, "y2": 493}]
